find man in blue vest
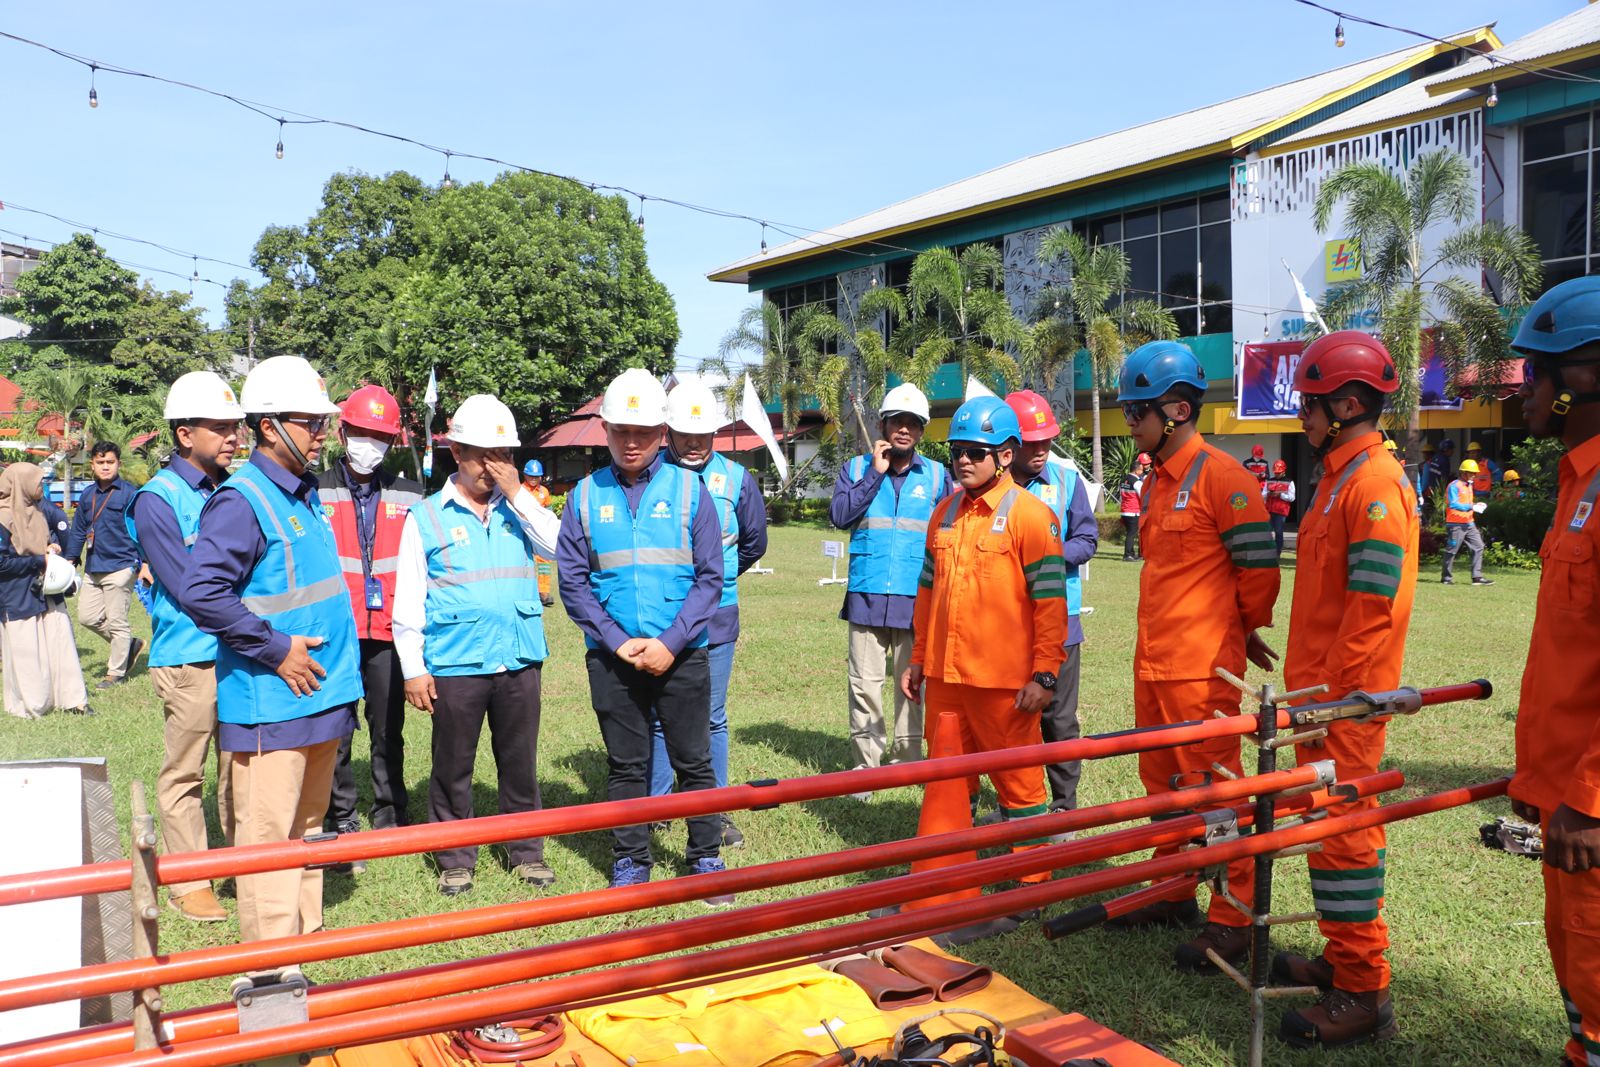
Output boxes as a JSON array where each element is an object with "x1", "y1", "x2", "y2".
[
  {"x1": 829, "y1": 383, "x2": 950, "y2": 789},
  {"x1": 184, "y1": 355, "x2": 362, "y2": 950},
  {"x1": 394, "y1": 394, "x2": 561, "y2": 897},
  {"x1": 558, "y1": 368, "x2": 728, "y2": 897},
  {"x1": 126, "y1": 371, "x2": 243, "y2": 923},
  {"x1": 648, "y1": 379, "x2": 768, "y2": 849},
  {"x1": 1005, "y1": 390, "x2": 1098, "y2": 813}
]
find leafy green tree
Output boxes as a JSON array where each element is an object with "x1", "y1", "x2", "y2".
[
  {"x1": 1, "y1": 234, "x2": 137, "y2": 364},
  {"x1": 110, "y1": 283, "x2": 231, "y2": 385},
  {"x1": 1312, "y1": 149, "x2": 1542, "y2": 459},
  {"x1": 896, "y1": 244, "x2": 1025, "y2": 394},
  {"x1": 1035, "y1": 229, "x2": 1178, "y2": 484}
]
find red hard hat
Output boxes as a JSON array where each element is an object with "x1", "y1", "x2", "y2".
[
  {"x1": 1294, "y1": 331, "x2": 1399, "y2": 395},
  {"x1": 1272, "y1": 459, "x2": 1287, "y2": 474},
  {"x1": 1251, "y1": 444, "x2": 1265, "y2": 458},
  {"x1": 1004, "y1": 390, "x2": 1060, "y2": 442},
  {"x1": 339, "y1": 384, "x2": 403, "y2": 435},
  {"x1": 1137, "y1": 452, "x2": 1151, "y2": 465}
]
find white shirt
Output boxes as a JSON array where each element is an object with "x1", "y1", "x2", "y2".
[{"x1": 393, "y1": 476, "x2": 561, "y2": 680}]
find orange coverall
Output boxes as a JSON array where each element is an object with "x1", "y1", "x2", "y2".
[
  {"x1": 1135, "y1": 434, "x2": 1280, "y2": 926},
  {"x1": 1283, "y1": 431, "x2": 1418, "y2": 993},
  {"x1": 1512, "y1": 433, "x2": 1600, "y2": 1067},
  {"x1": 527, "y1": 481, "x2": 556, "y2": 601},
  {"x1": 912, "y1": 474, "x2": 1068, "y2": 879}
]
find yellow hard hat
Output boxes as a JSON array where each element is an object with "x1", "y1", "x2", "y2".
[
  {"x1": 1422, "y1": 442, "x2": 1436, "y2": 454},
  {"x1": 1466, "y1": 440, "x2": 1482, "y2": 452},
  {"x1": 1383, "y1": 439, "x2": 1397, "y2": 451},
  {"x1": 1458, "y1": 459, "x2": 1480, "y2": 474},
  {"x1": 1504, "y1": 469, "x2": 1521, "y2": 482}
]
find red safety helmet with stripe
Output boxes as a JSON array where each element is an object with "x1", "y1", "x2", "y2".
[
  {"x1": 339, "y1": 384, "x2": 404, "y2": 436},
  {"x1": 1004, "y1": 389, "x2": 1060, "y2": 442},
  {"x1": 1293, "y1": 331, "x2": 1399, "y2": 396}
]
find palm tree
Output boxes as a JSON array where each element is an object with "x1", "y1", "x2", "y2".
[
  {"x1": 1034, "y1": 229, "x2": 1179, "y2": 484},
  {"x1": 1312, "y1": 149, "x2": 1542, "y2": 460},
  {"x1": 896, "y1": 245, "x2": 1026, "y2": 395},
  {"x1": 27, "y1": 366, "x2": 99, "y2": 505},
  {"x1": 719, "y1": 299, "x2": 836, "y2": 476},
  {"x1": 799, "y1": 283, "x2": 908, "y2": 453}
]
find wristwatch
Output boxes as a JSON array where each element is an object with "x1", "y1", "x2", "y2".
[{"x1": 1032, "y1": 671, "x2": 1058, "y2": 691}]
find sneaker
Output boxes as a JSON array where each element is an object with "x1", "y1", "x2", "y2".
[
  {"x1": 1105, "y1": 896, "x2": 1200, "y2": 930},
  {"x1": 512, "y1": 861, "x2": 557, "y2": 888},
  {"x1": 1472, "y1": 577, "x2": 1495, "y2": 586},
  {"x1": 1280, "y1": 987, "x2": 1397, "y2": 1049},
  {"x1": 1271, "y1": 951, "x2": 1334, "y2": 990},
  {"x1": 720, "y1": 815, "x2": 745, "y2": 849},
  {"x1": 437, "y1": 867, "x2": 474, "y2": 896},
  {"x1": 94, "y1": 677, "x2": 123, "y2": 690},
  {"x1": 609, "y1": 857, "x2": 652, "y2": 889},
  {"x1": 684, "y1": 856, "x2": 734, "y2": 907},
  {"x1": 168, "y1": 887, "x2": 228, "y2": 922},
  {"x1": 1174, "y1": 922, "x2": 1252, "y2": 974},
  {"x1": 1440, "y1": 577, "x2": 1455, "y2": 585}
]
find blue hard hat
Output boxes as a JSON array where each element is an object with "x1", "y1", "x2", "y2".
[
  {"x1": 522, "y1": 459, "x2": 544, "y2": 477},
  {"x1": 1117, "y1": 341, "x2": 1207, "y2": 402},
  {"x1": 1512, "y1": 276, "x2": 1600, "y2": 355},
  {"x1": 948, "y1": 396, "x2": 1021, "y2": 447}
]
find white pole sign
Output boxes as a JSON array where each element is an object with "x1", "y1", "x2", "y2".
[{"x1": 818, "y1": 540, "x2": 847, "y2": 586}]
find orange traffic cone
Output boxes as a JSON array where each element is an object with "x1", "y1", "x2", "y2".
[{"x1": 904, "y1": 710, "x2": 982, "y2": 911}]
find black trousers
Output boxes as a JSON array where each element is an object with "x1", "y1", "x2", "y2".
[
  {"x1": 329, "y1": 639, "x2": 409, "y2": 829},
  {"x1": 1122, "y1": 515, "x2": 1141, "y2": 559},
  {"x1": 1269, "y1": 512, "x2": 1288, "y2": 556},
  {"x1": 428, "y1": 665, "x2": 543, "y2": 871},
  {"x1": 586, "y1": 647, "x2": 719, "y2": 866},
  {"x1": 1041, "y1": 643, "x2": 1084, "y2": 808}
]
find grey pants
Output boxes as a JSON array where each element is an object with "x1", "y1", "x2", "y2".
[
  {"x1": 1042, "y1": 644, "x2": 1084, "y2": 809},
  {"x1": 1441, "y1": 522, "x2": 1484, "y2": 581}
]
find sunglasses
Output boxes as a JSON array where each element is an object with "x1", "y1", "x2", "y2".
[
  {"x1": 1523, "y1": 355, "x2": 1600, "y2": 384},
  {"x1": 1121, "y1": 401, "x2": 1155, "y2": 422},
  {"x1": 279, "y1": 415, "x2": 331, "y2": 434},
  {"x1": 950, "y1": 445, "x2": 997, "y2": 463}
]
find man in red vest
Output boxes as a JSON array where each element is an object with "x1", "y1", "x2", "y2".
[
  {"x1": 1264, "y1": 459, "x2": 1296, "y2": 557},
  {"x1": 321, "y1": 385, "x2": 425, "y2": 862},
  {"x1": 1244, "y1": 443, "x2": 1270, "y2": 484}
]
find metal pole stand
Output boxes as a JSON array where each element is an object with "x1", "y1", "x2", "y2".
[
  {"x1": 128, "y1": 781, "x2": 164, "y2": 1050},
  {"x1": 1208, "y1": 670, "x2": 1330, "y2": 1067}
]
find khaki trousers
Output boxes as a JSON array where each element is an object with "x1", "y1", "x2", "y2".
[
  {"x1": 846, "y1": 623, "x2": 920, "y2": 768},
  {"x1": 151, "y1": 664, "x2": 232, "y2": 897},
  {"x1": 1, "y1": 602, "x2": 89, "y2": 718},
  {"x1": 230, "y1": 738, "x2": 339, "y2": 943},
  {"x1": 79, "y1": 567, "x2": 136, "y2": 678}
]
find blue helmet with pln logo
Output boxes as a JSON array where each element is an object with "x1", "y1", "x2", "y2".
[
  {"x1": 522, "y1": 459, "x2": 544, "y2": 477},
  {"x1": 948, "y1": 396, "x2": 1021, "y2": 447},
  {"x1": 1117, "y1": 341, "x2": 1207, "y2": 402}
]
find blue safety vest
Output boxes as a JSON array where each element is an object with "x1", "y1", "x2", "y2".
[
  {"x1": 412, "y1": 488, "x2": 547, "y2": 676},
  {"x1": 1023, "y1": 460, "x2": 1084, "y2": 618},
  {"x1": 693, "y1": 452, "x2": 746, "y2": 611},
  {"x1": 126, "y1": 466, "x2": 217, "y2": 667},
  {"x1": 577, "y1": 462, "x2": 707, "y2": 651},
  {"x1": 212, "y1": 462, "x2": 363, "y2": 725},
  {"x1": 845, "y1": 454, "x2": 947, "y2": 597}
]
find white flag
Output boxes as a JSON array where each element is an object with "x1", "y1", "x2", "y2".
[
  {"x1": 739, "y1": 373, "x2": 788, "y2": 483},
  {"x1": 964, "y1": 375, "x2": 998, "y2": 400},
  {"x1": 421, "y1": 365, "x2": 438, "y2": 479},
  {"x1": 1282, "y1": 259, "x2": 1330, "y2": 335},
  {"x1": 423, "y1": 365, "x2": 438, "y2": 406}
]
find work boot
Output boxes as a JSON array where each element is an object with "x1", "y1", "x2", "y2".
[
  {"x1": 512, "y1": 861, "x2": 557, "y2": 888},
  {"x1": 437, "y1": 867, "x2": 474, "y2": 896},
  {"x1": 1105, "y1": 896, "x2": 1200, "y2": 930},
  {"x1": 1174, "y1": 922, "x2": 1252, "y2": 974},
  {"x1": 1271, "y1": 951, "x2": 1334, "y2": 990},
  {"x1": 1280, "y1": 987, "x2": 1397, "y2": 1049},
  {"x1": 720, "y1": 815, "x2": 745, "y2": 849},
  {"x1": 169, "y1": 887, "x2": 228, "y2": 923}
]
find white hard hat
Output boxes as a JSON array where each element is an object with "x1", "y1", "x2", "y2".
[
  {"x1": 240, "y1": 356, "x2": 340, "y2": 416},
  {"x1": 880, "y1": 383, "x2": 930, "y2": 424},
  {"x1": 600, "y1": 368, "x2": 669, "y2": 428},
  {"x1": 165, "y1": 371, "x2": 245, "y2": 421},
  {"x1": 666, "y1": 381, "x2": 726, "y2": 434},
  {"x1": 41, "y1": 553, "x2": 76, "y2": 596},
  {"x1": 448, "y1": 394, "x2": 520, "y2": 449}
]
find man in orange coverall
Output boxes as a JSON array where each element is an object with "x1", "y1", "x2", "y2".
[
  {"x1": 1268, "y1": 331, "x2": 1417, "y2": 1050},
  {"x1": 900, "y1": 395, "x2": 1068, "y2": 891},
  {"x1": 1507, "y1": 276, "x2": 1600, "y2": 1067},
  {"x1": 1105, "y1": 340, "x2": 1280, "y2": 975}
]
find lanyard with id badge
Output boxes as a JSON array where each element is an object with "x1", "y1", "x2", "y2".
[{"x1": 354, "y1": 482, "x2": 384, "y2": 610}]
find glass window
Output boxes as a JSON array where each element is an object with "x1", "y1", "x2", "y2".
[
  {"x1": 1202, "y1": 304, "x2": 1233, "y2": 335},
  {"x1": 1083, "y1": 191, "x2": 1232, "y2": 335},
  {"x1": 1161, "y1": 200, "x2": 1198, "y2": 232},
  {"x1": 1089, "y1": 217, "x2": 1120, "y2": 245},
  {"x1": 1199, "y1": 225, "x2": 1231, "y2": 304},
  {"x1": 1124, "y1": 236, "x2": 1158, "y2": 304},
  {"x1": 1199, "y1": 191, "x2": 1230, "y2": 225},
  {"x1": 1524, "y1": 114, "x2": 1590, "y2": 162},
  {"x1": 1523, "y1": 155, "x2": 1589, "y2": 261},
  {"x1": 1124, "y1": 207, "x2": 1159, "y2": 239},
  {"x1": 1160, "y1": 230, "x2": 1197, "y2": 306}
]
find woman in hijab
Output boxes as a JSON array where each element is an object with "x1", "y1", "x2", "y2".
[{"x1": 0, "y1": 463, "x2": 90, "y2": 718}]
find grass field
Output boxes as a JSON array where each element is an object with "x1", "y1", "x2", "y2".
[{"x1": 0, "y1": 524, "x2": 1556, "y2": 1065}]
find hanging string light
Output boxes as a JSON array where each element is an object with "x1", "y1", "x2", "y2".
[
  {"x1": 190, "y1": 255, "x2": 198, "y2": 294},
  {"x1": 441, "y1": 151, "x2": 454, "y2": 189},
  {"x1": 87, "y1": 63, "x2": 98, "y2": 107},
  {"x1": 637, "y1": 195, "x2": 646, "y2": 231},
  {"x1": 1334, "y1": 18, "x2": 1345, "y2": 47},
  {"x1": 274, "y1": 118, "x2": 285, "y2": 160},
  {"x1": 587, "y1": 185, "x2": 597, "y2": 224},
  {"x1": 760, "y1": 222, "x2": 767, "y2": 253},
  {"x1": 1486, "y1": 82, "x2": 1499, "y2": 108}
]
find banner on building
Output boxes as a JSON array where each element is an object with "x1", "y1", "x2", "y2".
[{"x1": 1236, "y1": 332, "x2": 1462, "y2": 420}]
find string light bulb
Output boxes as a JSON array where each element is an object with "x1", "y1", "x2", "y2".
[
  {"x1": 1487, "y1": 82, "x2": 1499, "y2": 108},
  {"x1": 760, "y1": 222, "x2": 767, "y2": 253},
  {"x1": 88, "y1": 64, "x2": 98, "y2": 108},
  {"x1": 637, "y1": 195, "x2": 646, "y2": 231},
  {"x1": 274, "y1": 119, "x2": 285, "y2": 160},
  {"x1": 441, "y1": 152, "x2": 453, "y2": 189},
  {"x1": 1334, "y1": 19, "x2": 1345, "y2": 47}
]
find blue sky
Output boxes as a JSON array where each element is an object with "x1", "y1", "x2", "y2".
[{"x1": 0, "y1": 1, "x2": 1571, "y2": 370}]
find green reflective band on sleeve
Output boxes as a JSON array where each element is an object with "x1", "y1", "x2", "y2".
[
  {"x1": 1223, "y1": 521, "x2": 1278, "y2": 568},
  {"x1": 1348, "y1": 539, "x2": 1404, "y2": 595},
  {"x1": 1003, "y1": 802, "x2": 1053, "y2": 845},
  {"x1": 1026, "y1": 554, "x2": 1068, "y2": 599},
  {"x1": 918, "y1": 550, "x2": 935, "y2": 589},
  {"x1": 1023, "y1": 554, "x2": 1066, "y2": 576},
  {"x1": 1310, "y1": 862, "x2": 1385, "y2": 922}
]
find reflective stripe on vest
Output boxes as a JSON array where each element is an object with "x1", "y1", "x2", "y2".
[
  {"x1": 846, "y1": 454, "x2": 946, "y2": 597},
  {"x1": 1318, "y1": 450, "x2": 1372, "y2": 516},
  {"x1": 127, "y1": 466, "x2": 217, "y2": 667},
  {"x1": 578, "y1": 463, "x2": 706, "y2": 650},
  {"x1": 319, "y1": 480, "x2": 420, "y2": 641},
  {"x1": 213, "y1": 463, "x2": 363, "y2": 725},
  {"x1": 413, "y1": 491, "x2": 547, "y2": 676},
  {"x1": 940, "y1": 487, "x2": 1021, "y2": 529},
  {"x1": 1024, "y1": 463, "x2": 1084, "y2": 618},
  {"x1": 1172, "y1": 452, "x2": 1208, "y2": 511},
  {"x1": 699, "y1": 453, "x2": 746, "y2": 610}
]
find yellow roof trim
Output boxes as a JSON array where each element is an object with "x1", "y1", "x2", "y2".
[
  {"x1": 1429, "y1": 38, "x2": 1600, "y2": 94},
  {"x1": 1228, "y1": 28, "x2": 1498, "y2": 149},
  {"x1": 1257, "y1": 96, "x2": 1486, "y2": 158}
]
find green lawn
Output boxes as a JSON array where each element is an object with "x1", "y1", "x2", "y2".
[{"x1": 0, "y1": 525, "x2": 1554, "y2": 1066}]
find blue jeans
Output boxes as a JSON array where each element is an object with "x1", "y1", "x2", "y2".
[{"x1": 649, "y1": 640, "x2": 734, "y2": 793}]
